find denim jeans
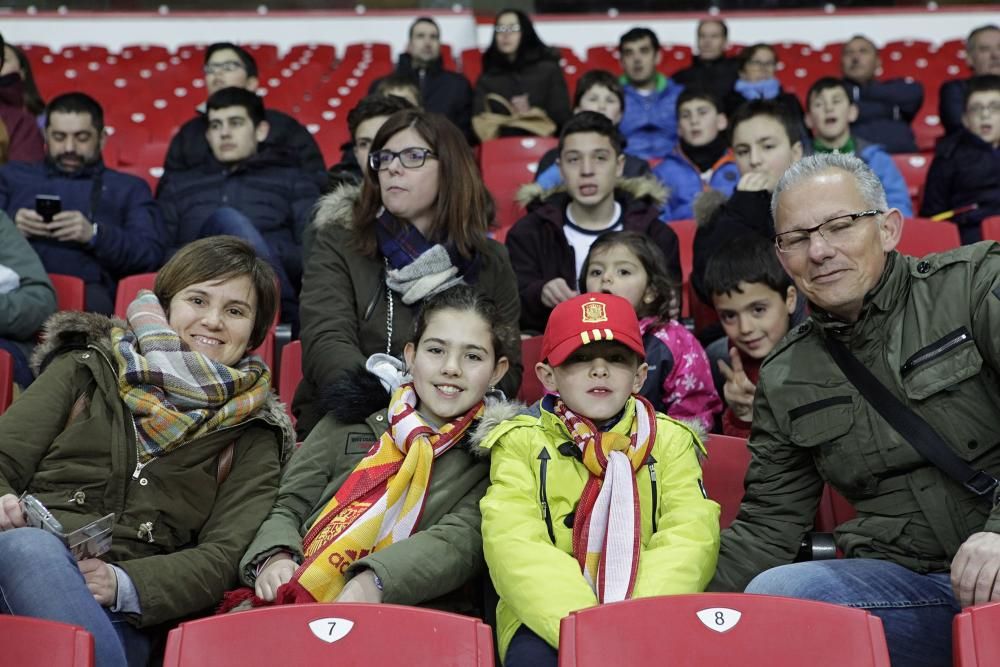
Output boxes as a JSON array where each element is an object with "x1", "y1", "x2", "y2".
[
  {"x1": 0, "y1": 528, "x2": 150, "y2": 667},
  {"x1": 201, "y1": 207, "x2": 299, "y2": 331},
  {"x1": 505, "y1": 624, "x2": 558, "y2": 667},
  {"x1": 745, "y1": 558, "x2": 960, "y2": 667}
]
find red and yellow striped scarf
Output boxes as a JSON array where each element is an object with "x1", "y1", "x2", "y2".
[
  {"x1": 555, "y1": 395, "x2": 657, "y2": 603},
  {"x1": 278, "y1": 384, "x2": 483, "y2": 603}
]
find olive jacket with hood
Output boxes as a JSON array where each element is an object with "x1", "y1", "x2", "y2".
[
  {"x1": 0, "y1": 311, "x2": 294, "y2": 628},
  {"x1": 506, "y1": 177, "x2": 682, "y2": 334},
  {"x1": 480, "y1": 395, "x2": 720, "y2": 660},
  {"x1": 242, "y1": 373, "x2": 521, "y2": 612},
  {"x1": 712, "y1": 245, "x2": 1000, "y2": 592},
  {"x1": 294, "y1": 183, "x2": 522, "y2": 438}
]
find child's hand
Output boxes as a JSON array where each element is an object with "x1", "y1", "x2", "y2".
[
  {"x1": 335, "y1": 570, "x2": 383, "y2": 604},
  {"x1": 736, "y1": 172, "x2": 771, "y2": 192},
  {"x1": 718, "y1": 347, "x2": 756, "y2": 423},
  {"x1": 255, "y1": 552, "x2": 297, "y2": 601},
  {"x1": 541, "y1": 278, "x2": 579, "y2": 308}
]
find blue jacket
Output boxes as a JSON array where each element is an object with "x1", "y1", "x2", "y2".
[
  {"x1": 856, "y1": 139, "x2": 913, "y2": 217},
  {"x1": 0, "y1": 159, "x2": 165, "y2": 312},
  {"x1": 652, "y1": 145, "x2": 740, "y2": 221},
  {"x1": 619, "y1": 74, "x2": 684, "y2": 160},
  {"x1": 157, "y1": 153, "x2": 320, "y2": 286},
  {"x1": 845, "y1": 77, "x2": 923, "y2": 154}
]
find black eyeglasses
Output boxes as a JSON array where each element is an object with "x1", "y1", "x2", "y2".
[
  {"x1": 773, "y1": 209, "x2": 883, "y2": 253},
  {"x1": 203, "y1": 61, "x2": 246, "y2": 75},
  {"x1": 369, "y1": 147, "x2": 437, "y2": 171}
]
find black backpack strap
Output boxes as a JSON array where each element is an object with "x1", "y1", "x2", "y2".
[{"x1": 824, "y1": 335, "x2": 998, "y2": 499}]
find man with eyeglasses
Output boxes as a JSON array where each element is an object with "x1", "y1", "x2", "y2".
[
  {"x1": 711, "y1": 152, "x2": 1000, "y2": 667},
  {"x1": 162, "y1": 42, "x2": 324, "y2": 182}
]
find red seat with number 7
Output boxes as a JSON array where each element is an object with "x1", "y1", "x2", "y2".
[
  {"x1": 162, "y1": 603, "x2": 495, "y2": 666},
  {"x1": 558, "y1": 593, "x2": 890, "y2": 666}
]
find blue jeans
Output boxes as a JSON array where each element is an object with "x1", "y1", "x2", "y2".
[
  {"x1": 505, "y1": 624, "x2": 558, "y2": 667},
  {"x1": 745, "y1": 558, "x2": 960, "y2": 667},
  {"x1": 201, "y1": 207, "x2": 299, "y2": 331},
  {"x1": 0, "y1": 528, "x2": 150, "y2": 667}
]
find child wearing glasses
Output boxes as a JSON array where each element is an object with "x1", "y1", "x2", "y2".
[{"x1": 920, "y1": 74, "x2": 1000, "y2": 244}]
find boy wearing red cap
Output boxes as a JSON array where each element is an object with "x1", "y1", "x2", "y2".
[{"x1": 479, "y1": 293, "x2": 720, "y2": 667}]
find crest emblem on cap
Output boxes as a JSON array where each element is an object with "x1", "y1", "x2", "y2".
[{"x1": 581, "y1": 299, "x2": 608, "y2": 324}]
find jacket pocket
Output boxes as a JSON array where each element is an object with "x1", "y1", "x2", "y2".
[
  {"x1": 789, "y1": 396, "x2": 854, "y2": 447},
  {"x1": 789, "y1": 395, "x2": 869, "y2": 494},
  {"x1": 901, "y1": 327, "x2": 981, "y2": 400}
]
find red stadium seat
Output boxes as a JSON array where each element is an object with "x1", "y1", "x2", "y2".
[
  {"x1": 0, "y1": 349, "x2": 14, "y2": 414},
  {"x1": 279, "y1": 339, "x2": 302, "y2": 424},
  {"x1": 668, "y1": 219, "x2": 695, "y2": 318},
  {"x1": 0, "y1": 616, "x2": 94, "y2": 666},
  {"x1": 689, "y1": 282, "x2": 720, "y2": 337},
  {"x1": 460, "y1": 47, "x2": 482, "y2": 84},
  {"x1": 895, "y1": 217, "x2": 961, "y2": 257},
  {"x1": 980, "y1": 216, "x2": 1000, "y2": 242},
  {"x1": 585, "y1": 46, "x2": 619, "y2": 73},
  {"x1": 953, "y1": 601, "x2": 1000, "y2": 666},
  {"x1": 49, "y1": 274, "x2": 86, "y2": 312},
  {"x1": 479, "y1": 137, "x2": 559, "y2": 243},
  {"x1": 517, "y1": 336, "x2": 546, "y2": 405},
  {"x1": 162, "y1": 603, "x2": 494, "y2": 666},
  {"x1": 891, "y1": 153, "x2": 932, "y2": 213},
  {"x1": 559, "y1": 593, "x2": 890, "y2": 666},
  {"x1": 814, "y1": 485, "x2": 856, "y2": 533},
  {"x1": 702, "y1": 434, "x2": 751, "y2": 528}
]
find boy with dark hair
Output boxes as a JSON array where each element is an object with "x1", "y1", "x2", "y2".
[
  {"x1": 920, "y1": 74, "x2": 1000, "y2": 244},
  {"x1": 653, "y1": 88, "x2": 739, "y2": 220},
  {"x1": 372, "y1": 73, "x2": 422, "y2": 108},
  {"x1": 534, "y1": 70, "x2": 651, "y2": 189},
  {"x1": 480, "y1": 292, "x2": 719, "y2": 667},
  {"x1": 617, "y1": 27, "x2": 685, "y2": 160},
  {"x1": 691, "y1": 99, "x2": 803, "y2": 307},
  {"x1": 805, "y1": 77, "x2": 911, "y2": 215},
  {"x1": 157, "y1": 87, "x2": 321, "y2": 330},
  {"x1": 703, "y1": 235, "x2": 796, "y2": 438},
  {"x1": 164, "y1": 41, "x2": 324, "y2": 178},
  {"x1": 506, "y1": 111, "x2": 680, "y2": 333},
  {"x1": 325, "y1": 94, "x2": 416, "y2": 193}
]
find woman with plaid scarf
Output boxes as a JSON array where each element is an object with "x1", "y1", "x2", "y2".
[{"x1": 0, "y1": 236, "x2": 294, "y2": 667}]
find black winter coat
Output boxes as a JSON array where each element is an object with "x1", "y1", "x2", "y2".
[
  {"x1": 371, "y1": 55, "x2": 475, "y2": 143},
  {"x1": 919, "y1": 129, "x2": 1000, "y2": 231},
  {"x1": 475, "y1": 56, "x2": 571, "y2": 132},
  {"x1": 845, "y1": 77, "x2": 923, "y2": 154}
]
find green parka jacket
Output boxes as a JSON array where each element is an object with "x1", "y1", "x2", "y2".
[
  {"x1": 0, "y1": 311, "x2": 294, "y2": 627},
  {"x1": 713, "y1": 246, "x2": 1000, "y2": 591},
  {"x1": 241, "y1": 395, "x2": 520, "y2": 611},
  {"x1": 293, "y1": 184, "x2": 523, "y2": 437}
]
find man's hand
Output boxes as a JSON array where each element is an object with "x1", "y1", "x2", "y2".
[
  {"x1": 14, "y1": 208, "x2": 50, "y2": 238},
  {"x1": 736, "y1": 172, "x2": 771, "y2": 192},
  {"x1": 0, "y1": 494, "x2": 26, "y2": 531},
  {"x1": 540, "y1": 278, "x2": 579, "y2": 309},
  {"x1": 334, "y1": 570, "x2": 383, "y2": 604},
  {"x1": 718, "y1": 347, "x2": 757, "y2": 423},
  {"x1": 49, "y1": 211, "x2": 95, "y2": 244},
  {"x1": 254, "y1": 553, "x2": 297, "y2": 602},
  {"x1": 78, "y1": 559, "x2": 118, "y2": 606},
  {"x1": 951, "y1": 532, "x2": 1000, "y2": 608}
]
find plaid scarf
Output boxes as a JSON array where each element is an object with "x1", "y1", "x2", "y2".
[
  {"x1": 112, "y1": 291, "x2": 271, "y2": 464},
  {"x1": 375, "y1": 209, "x2": 479, "y2": 280},
  {"x1": 277, "y1": 383, "x2": 483, "y2": 604},
  {"x1": 555, "y1": 395, "x2": 657, "y2": 603}
]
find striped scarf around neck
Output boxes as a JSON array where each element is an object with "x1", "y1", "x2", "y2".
[
  {"x1": 277, "y1": 383, "x2": 483, "y2": 604},
  {"x1": 555, "y1": 394, "x2": 657, "y2": 603},
  {"x1": 112, "y1": 291, "x2": 271, "y2": 464}
]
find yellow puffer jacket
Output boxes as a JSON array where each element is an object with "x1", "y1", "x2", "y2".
[{"x1": 479, "y1": 396, "x2": 720, "y2": 661}]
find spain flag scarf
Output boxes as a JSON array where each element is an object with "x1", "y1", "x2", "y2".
[
  {"x1": 555, "y1": 395, "x2": 657, "y2": 603},
  {"x1": 277, "y1": 383, "x2": 483, "y2": 603}
]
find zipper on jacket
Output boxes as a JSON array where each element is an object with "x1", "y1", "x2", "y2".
[
  {"x1": 900, "y1": 327, "x2": 971, "y2": 377},
  {"x1": 647, "y1": 456, "x2": 658, "y2": 534},
  {"x1": 537, "y1": 448, "x2": 556, "y2": 544}
]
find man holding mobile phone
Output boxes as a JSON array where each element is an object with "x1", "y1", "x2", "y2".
[{"x1": 0, "y1": 92, "x2": 165, "y2": 314}]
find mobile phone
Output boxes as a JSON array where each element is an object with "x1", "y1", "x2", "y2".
[{"x1": 35, "y1": 194, "x2": 62, "y2": 223}]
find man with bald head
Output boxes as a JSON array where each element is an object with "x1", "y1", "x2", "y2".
[
  {"x1": 840, "y1": 35, "x2": 923, "y2": 153},
  {"x1": 710, "y1": 153, "x2": 1000, "y2": 667}
]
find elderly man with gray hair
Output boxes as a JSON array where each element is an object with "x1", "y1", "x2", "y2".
[{"x1": 709, "y1": 152, "x2": 1000, "y2": 667}]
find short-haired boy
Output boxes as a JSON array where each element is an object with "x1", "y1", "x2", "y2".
[
  {"x1": 805, "y1": 77, "x2": 913, "y2": 216},
  {"x1": 653, "y1": 88, "x2": 740, "y2": 220},
  {"x1": 534, "y1": 70, "x2": 652, "y2": 189},
  {"x1": 920, "y1": 74, "x2": 1000, "y2": 244},
  {"x1": 325, "y1": 94, "x2": 416, "y2": 192},
  {"x1": 480, "y1": 293, "x2": 720, "y2": 667},
  {"x1": 703, "y1": 235, "x2": 796, "y2": 438},
  {"x1": 506, "y1": 112, "x2": 681, "y2": 333}
]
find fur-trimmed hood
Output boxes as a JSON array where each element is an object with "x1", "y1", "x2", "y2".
[
  {"x1": 516, "y1": 175, "x2": 668, "y2": 210},
  {"x1": 31, "y1": 310, "x2": 296, "y2": 463},
  {"x1": 311, "y1": 181, "x2": 361, "y2": 234},
  {"x1": 692, "y1": 188, "x2": 727, "y2": 228}
]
